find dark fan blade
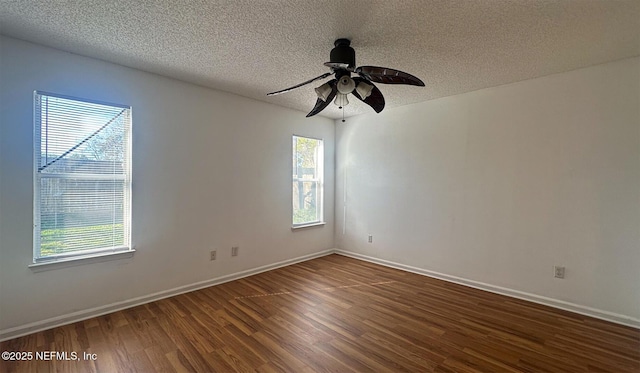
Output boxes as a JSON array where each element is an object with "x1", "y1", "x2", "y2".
[
  {"x1": 267, "y1": 72, "x2": 333, "y2": 96},
  {"x1": 352, "y1": 78, "x2": 385, "y2": 113},
  {"x1": 355, "y1": 66, "x2": 425, "y2": 86},
  {"x1": 306, "y1": 79, "x2": 337, "y2": 117}
]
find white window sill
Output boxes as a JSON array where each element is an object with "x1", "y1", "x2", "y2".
[
  {"x1": 291, "y1": 222, "x2": 326, "y2": 230},
  {"x1": 28, "y1": 248, "x2": 136, "y2": 272}
]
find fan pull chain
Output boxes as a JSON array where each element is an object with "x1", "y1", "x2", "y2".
[{"x1": 342, "y1": 106, "x2": 345, "y2": 122}]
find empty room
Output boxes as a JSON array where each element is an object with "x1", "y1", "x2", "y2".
[{"x1": 0, "y1": 1, "x2": 639, "y2": 372}]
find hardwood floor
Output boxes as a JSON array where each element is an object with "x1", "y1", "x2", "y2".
[{"x1": 1, "y1": 254, "x2": 638, "y2": 372}]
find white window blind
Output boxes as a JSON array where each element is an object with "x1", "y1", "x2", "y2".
[
  {"x1": 292, "y1": 136, "x2": 323, "y2": 226},
  {"x1": 34, "y1": 92, "x2": 132, "y2": 261}
]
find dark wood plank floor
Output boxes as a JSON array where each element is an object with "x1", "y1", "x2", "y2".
[{"x1": 1, "y1": 254, "x2": 638, "y2": 372}]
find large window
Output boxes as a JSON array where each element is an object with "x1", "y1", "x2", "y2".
[
  {"x1": 33, "y1": 92, "x2": 132, "y2": 262},
  {"x1": 292, "y1": 135, "x2": 323, "y2": 227}
]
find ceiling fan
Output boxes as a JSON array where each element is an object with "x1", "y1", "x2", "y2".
[{"x1": 267, "y1": 39, "x2": 425, "y2": 119}]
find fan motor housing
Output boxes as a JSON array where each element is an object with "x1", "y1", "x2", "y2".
[{"x1": 330, "y1": 38, "x2": 356, "y2": 68}]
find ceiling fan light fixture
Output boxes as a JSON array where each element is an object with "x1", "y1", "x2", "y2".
[
  {"x1": 337, "y1": 76, "x2": 355, "y2": 94},
  {"x1": 334, "y1": 93, "x2": 349, "y2": 108},
  {"x1": 315, "y1": 82, "x2": 333, "y2": 102},
  {"x1": 355, "y1": 81, "x2": 374, "y2": 99},
  {"x1": 268, "y1": 39, "x2": 424, "y2": 117}
]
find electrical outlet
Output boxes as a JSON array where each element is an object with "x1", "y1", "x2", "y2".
[
  {"x1": 368, "y1": 235, "x2": 373, "y2": 243},
  {"x1": 231, "y1": 246, "x2": 239, "y2": 257},
  {"x1": 554, "y1": 266, "x2": 565, "y2": 279},
  {"x1": 210, "y1": 250, "x2": 216, "y2": 261}
]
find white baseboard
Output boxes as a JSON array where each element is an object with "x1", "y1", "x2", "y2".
[
  {"x1": 0, "y1": 249, "x2": 335, "y2": 342},
  {"x1": 334, "y1": 250, "x2": 640, "y2": 329},
  {"x1": 3, "y1": 248, "x2": 636, "y2": 342}
]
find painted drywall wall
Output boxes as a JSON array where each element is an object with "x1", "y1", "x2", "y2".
[
  {"x1": 336, "y1": 57, "x2": 640, "y2": 321},
  {"x1": 0, "y1": 36, "x2": 335, "y2": 334}
]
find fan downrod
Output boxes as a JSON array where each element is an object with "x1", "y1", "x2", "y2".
[{"x1": 334, "y1": 38, "x2": 351, "y2": 47}]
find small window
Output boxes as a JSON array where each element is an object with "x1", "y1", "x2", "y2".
[
  {"x1": 292, "y1": 135, "x2": 323, "y2": 227},
  {"x1": 33, "y1": 92, "x2": 132, "y2": 262}
]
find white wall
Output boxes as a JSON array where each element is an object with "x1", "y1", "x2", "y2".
[
  {"x1": 336, "y1": 57, "x2": 640, "y2": 323},
  {"x1": 1, "y1": 34, "x2": 637, "y2": 338},
  {"x1": 0, "y1": 36, "x2": 335, "y2": 336}
]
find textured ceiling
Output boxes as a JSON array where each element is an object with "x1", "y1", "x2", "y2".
[{"x1": 1, "y1": 0, "x2": 639, "y2": 119}]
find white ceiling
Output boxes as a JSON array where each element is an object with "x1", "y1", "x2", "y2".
[{"x1": 1, "y1": 1, "x2": 639, "y2": 119}]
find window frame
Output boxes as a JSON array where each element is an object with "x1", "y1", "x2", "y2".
[
  {"x1": 32, "y1": 91, "x2": 133, "y2": 265},
  {"x1": 292, "y1": 135, "x2": 325, "y2": 228}
]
